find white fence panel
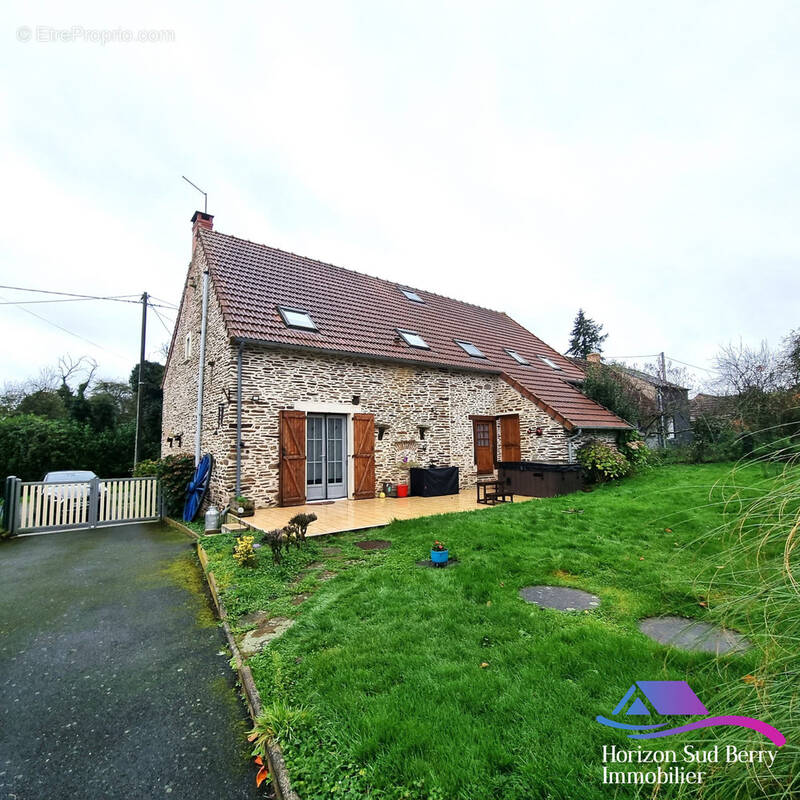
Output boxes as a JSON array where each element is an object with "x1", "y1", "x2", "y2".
[{"x1": 4, "y1": 476, "x2": 161, "y2": 534}]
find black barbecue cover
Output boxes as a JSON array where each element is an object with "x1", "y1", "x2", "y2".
[{"x1": 409, "y1": 466, "x2": 459, "y2": 497}]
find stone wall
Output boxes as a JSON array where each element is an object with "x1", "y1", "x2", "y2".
[
  {"x1": 236, "y1": 347, "x2": 504, "y2": 506},
  {"x1": 494, "y1": 379, "x2": 571, "y2": 461},
  {"x1": 160, "y1": 247, "x2": 237, "y2": 505}
]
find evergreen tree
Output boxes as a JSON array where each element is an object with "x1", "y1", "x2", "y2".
[{"x1": 566, "y1": 308, "x2": 608, "y2": 359}]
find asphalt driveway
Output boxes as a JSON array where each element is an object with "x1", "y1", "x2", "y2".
[{"x1": 0, "y1": 523, "x2": 261, "y2": 800}]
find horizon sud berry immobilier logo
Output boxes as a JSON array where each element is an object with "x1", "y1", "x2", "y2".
[{"x1": 595, "y1": 681, "x2": 786, "y2": 787}]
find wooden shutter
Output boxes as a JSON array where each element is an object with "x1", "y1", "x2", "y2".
[
  {"x1": 279, "y1": 410, "x2": 306, "y2": 507},
  {"x1": 352, "y1": 413, "x2": 376, "y2": 499},
  {"x1": 500, "y1": 414, "x2": 521, "y2": 462}
]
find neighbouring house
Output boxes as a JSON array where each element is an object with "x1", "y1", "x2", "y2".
[
  {"x1": 689, "y1": 393, "x2": 735, "y2": 422},
  {"x1": 161, "y1": 212, "x2": 630, "y2": 508},
  {"x1": 571, "y1": 354, "x2": 692, "y2": 447}
]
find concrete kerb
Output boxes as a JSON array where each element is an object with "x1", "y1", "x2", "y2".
[
  {"x1": 195, "y1": 539, "x2": 300, "y2": 800},
  {"x1": 163, "y1": 516, "x2": 201, "y2": 540}
]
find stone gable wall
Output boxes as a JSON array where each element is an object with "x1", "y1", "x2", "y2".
[
  {"x1": 494, "y1": 379, "x2": 571, "y2": 461},
  {"x1": 160, "y1": 246, "x2": 237, "y2": 505}
]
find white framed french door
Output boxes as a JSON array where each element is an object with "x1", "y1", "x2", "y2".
[{"x1": 306, "y1": 413, "x2": 348, "y2": 500}]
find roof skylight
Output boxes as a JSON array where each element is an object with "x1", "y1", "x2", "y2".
[
  {"x1": 278, "y1": 306, "x2": 317, "y2": 330},
  {"x1": 455, "y1": 340, "x2": 485, "y2": 358},
  {"x1": 400, "y1": 288, "x2": 424, "y2": 303},
  {"x1": 538, "y1": 355, "x2": 562, "y2": 370},
  {"x1": 397, "y1": 329, "x2": 430, "y2": 349},
  {"x1": 505, "y1": 348, "x2": 529, "y2": 365}
]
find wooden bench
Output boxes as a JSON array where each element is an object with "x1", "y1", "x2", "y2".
[{"x1": 476, "y1": 479, "x2": 514, "y2": 506}]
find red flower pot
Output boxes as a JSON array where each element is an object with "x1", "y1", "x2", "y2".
[{"x1": 397, "y1": 484, "x2": 409, "y2": 498}]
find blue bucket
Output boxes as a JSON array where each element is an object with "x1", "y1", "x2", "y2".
[{"x1": 430, "y1": 549, "x2": 449, "y2": 565}]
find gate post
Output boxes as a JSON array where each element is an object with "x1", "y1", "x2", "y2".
[
  {"x1": 3, "y1": 476, "x2": 13, "y2": 533},
  {"x1": 88, "y1": 477, "x2": 100, "y2": 528},
  {"x1": 4, "y1": 477, "x2": 21, "y2": 535}
]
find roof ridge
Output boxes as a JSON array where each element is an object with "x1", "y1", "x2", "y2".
[{"x1": 200, "y1": 227, "x2": 509, "y2": 317}]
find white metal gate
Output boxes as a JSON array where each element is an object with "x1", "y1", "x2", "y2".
[{"x1": 3, "y1": 476, "x2": 162, "y2": 535}]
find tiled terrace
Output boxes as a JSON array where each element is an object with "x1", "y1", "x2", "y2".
[{"x1": 228, "y1": 490, "x2": 536, "y2": 538}]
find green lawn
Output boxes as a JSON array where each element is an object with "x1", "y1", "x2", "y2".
[{"x1": 200, "y1": 464, "x2": 795, "y2": 800}]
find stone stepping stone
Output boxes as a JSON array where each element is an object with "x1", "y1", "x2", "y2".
[
  {"x1": 639, "y1": 616, "x2": 750, "y2": 654},
  {"x1": 322, "y1": 546, "x2": 342, "y2": 556},
  {"x1": 519, "y1": 585, "x2": 601, "y2": 611},
  {"x1": 416, "y1": 559, "x2": 459, "y2": 569},
  {"x1": 291, "y1": 593, "x2": 311, "y2": 606},
  {"x1": 355, "y1": 540, "x2": 392, "y2": 550},
  {"x1": 238, "y1": 616, "x2": 294, "y2": 657}
]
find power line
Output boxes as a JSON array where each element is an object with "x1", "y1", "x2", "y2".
[
  {"x1": 606, "y1": 352, "x2": 715, "y2": 374},
  {"x1": 148, "y1": 302, "x2": 174, "y2": 336},
  {"x1": 604, "y1": 354, "x2": 661, "y2": 360},
  {"x1": 0, "y1": 296, "x2": 135, "y2": 306},
  {"x1": 147, "y1": 295, "x2": 179, "y2": 309},
  {"x1": 0, "y1": 293, "x2": 130, "y2": 362},
  {"x1": 0, "y1": 285, "x2": 176, "y2": 309},
  {"x1": 665, "y1": 356, "x2": 715, "y2": 374}
]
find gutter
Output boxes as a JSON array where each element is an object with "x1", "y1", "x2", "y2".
[
  {"x1": 194, "y1": 269, "x2": 210, "y2": 466},
  {"x1": 566, "y1": 428, "x2": 583, "y2": 462}
]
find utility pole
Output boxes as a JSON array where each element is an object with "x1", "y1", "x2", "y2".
[
  {"x1": 133, "y1": 292, "x2": 148, "y2": 469},
  {"x1": 657, "y1": 351, "x2": 667, "y2": 448}
]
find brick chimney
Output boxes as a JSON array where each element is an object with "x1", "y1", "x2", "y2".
[
  {"x1": 587, "y1": 352, "x2": 602, "y2": 364},
  {"x1": 191, "y1": 210, "x2": 214, "y2": 254}
]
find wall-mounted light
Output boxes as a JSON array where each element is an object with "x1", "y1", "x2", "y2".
[
  {"x1": 352, "y1": 395, "x2": 361, "y2": 405},
  {"x1": 418, "y1": 426, "x2": 429, "y2": 440},
  {"x1": 377, "y1": 425, "x2": 388, "y2": 441}
]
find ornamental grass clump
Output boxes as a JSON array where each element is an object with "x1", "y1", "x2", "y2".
[{"x1": 682, "y1": 450, "x2": 800, "y2": 798}]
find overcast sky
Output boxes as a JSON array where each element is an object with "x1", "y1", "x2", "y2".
[{"x1": 1, "y1": 1, "x2": 798, "y2": 389}]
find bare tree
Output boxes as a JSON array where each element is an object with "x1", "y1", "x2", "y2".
[
  {"x1": 713, "y1": 340, "x2": 786, "y2": 395},
  {"x1": 780, "y1": 329, "x2": 800, "y2": 388},
  {"x1": 57, "y1": 355, "x2": 98, "y2": 391}
]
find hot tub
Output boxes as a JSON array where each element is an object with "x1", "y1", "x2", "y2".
[{"x1": 496, "y1": 461, "x2": 584, "y2": 497}]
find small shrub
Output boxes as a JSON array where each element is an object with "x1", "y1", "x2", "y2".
[
  {"x1": 577, "y1": 440, "x2": 631, "y2": 482},
  {"x1": 233, "y1": 535, "x2": 258, "y2": 567},
  {"x1": 260, "y1": 520, "x2": 312, "y2": 564},
  {"x1": 260, "y1": 528, "x2": 288, "y2": 564},
  {"x1": 288, "y1": 512, "x2": 317, "y2": 542},
  {"x1": 618, "y1": 431, "x2": 652, "y2": 470},
  {"x1": 133, "y1": 453, "x2": 195, "y2": 516}
]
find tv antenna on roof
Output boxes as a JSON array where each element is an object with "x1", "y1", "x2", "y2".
[{"x1": 181, "y1": 175, "x2": 208, "y2": 213}]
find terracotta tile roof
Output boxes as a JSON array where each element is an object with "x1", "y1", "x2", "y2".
[{"x1": 199, "y1": 228, "x2": 630, "y2": 431}]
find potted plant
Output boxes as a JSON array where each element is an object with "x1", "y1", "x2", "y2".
[
  {"x1": 430, "y1": 540, "x2": 448, "y2": 567},
  {"x1": 230, "y1": 494, "x2": 255, "y2": 517}
]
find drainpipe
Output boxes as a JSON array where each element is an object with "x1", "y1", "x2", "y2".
[
  {"x1": 194, "y1": 269, "x2": 210, "y2": 466},
  {"x1": 235, "y1": 341, "x2": 243, "y2": 496},
  {"x1": 567, "y1": 428, "x2": 583, "y2": 462}
]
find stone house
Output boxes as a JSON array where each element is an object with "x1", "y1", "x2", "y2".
[
  {"x1": 161, "y1": 213, "x2": 630, "y2": 508},
  {"x1": 572, "y1": 355, "x2": 692, "y2": 447}
]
